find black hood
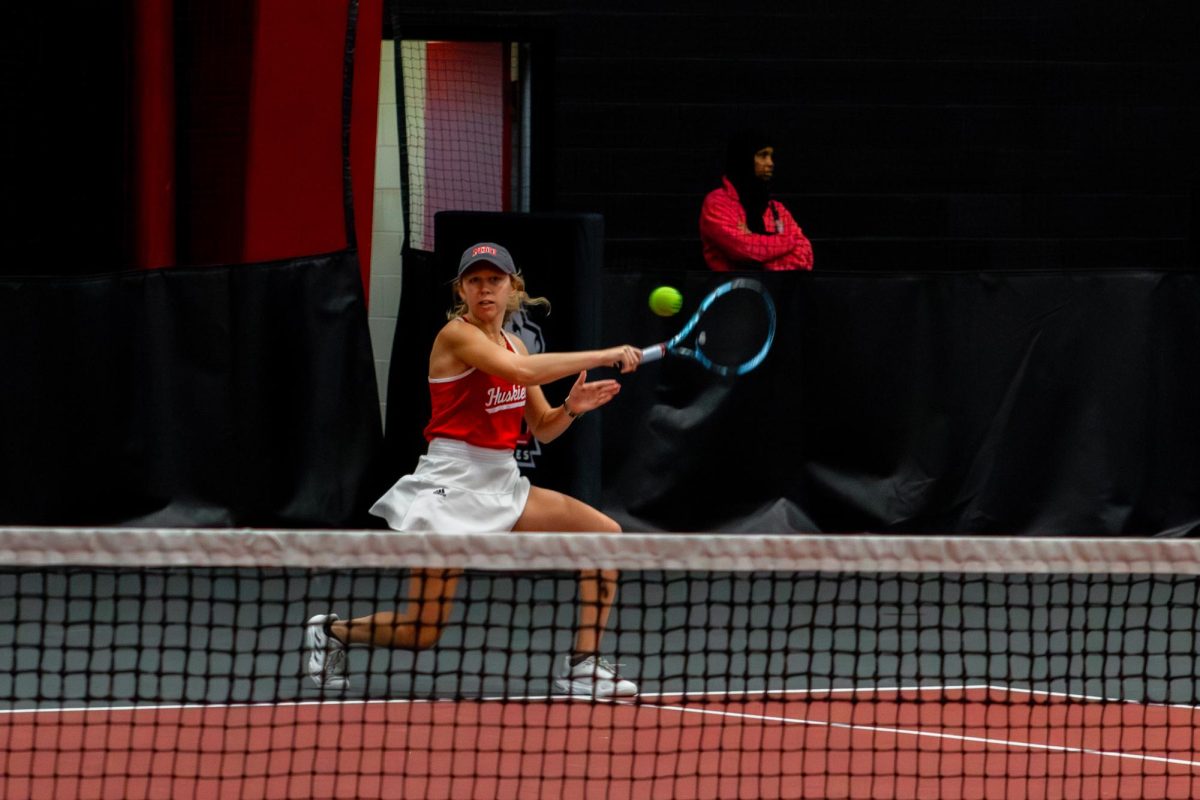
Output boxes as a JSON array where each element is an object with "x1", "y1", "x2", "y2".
[{"x1": 723, "y1": 129, "x2": 774, "y2": 234}]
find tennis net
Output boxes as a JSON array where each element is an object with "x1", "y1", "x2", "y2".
[{"x1": 1, "y1": 528, "x2": 1198, "y2": 799}]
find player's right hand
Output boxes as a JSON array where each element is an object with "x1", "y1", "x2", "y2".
[{"x1": 606, "y1": 345, "x2": 642, "y2": 374}]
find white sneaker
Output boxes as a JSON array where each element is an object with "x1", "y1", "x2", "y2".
[
  {"x1": 554, "y1": 654, "x2": 637, "y2": 698},
  {"x1": 304, "y1": 613, "x2": 348, "y2": 689}
]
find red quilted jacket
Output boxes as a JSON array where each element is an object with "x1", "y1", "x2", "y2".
[{"x1": 700, "y1": 178, "x2": 813, "y2": 271}]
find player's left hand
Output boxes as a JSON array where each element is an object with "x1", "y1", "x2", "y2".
[{"x1": 565, "y1": 370, "x2": 621, "y2": 415}]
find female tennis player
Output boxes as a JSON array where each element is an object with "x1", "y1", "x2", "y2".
[{"x1": 305, "y1": 242, "x2": 641, "y2": 697}]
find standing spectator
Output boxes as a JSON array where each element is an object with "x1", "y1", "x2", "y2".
[{"x1": 700, "y1": 130, "x2": 813, "y2": 271}]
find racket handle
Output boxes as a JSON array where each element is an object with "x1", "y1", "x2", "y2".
[{"x1": 640, "y1": 344, "x2": 667, "y2": 364}]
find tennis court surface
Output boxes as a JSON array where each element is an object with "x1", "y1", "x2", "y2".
[{"x1": 2, "y1": 529, "x2": 1198, "y2": 799}]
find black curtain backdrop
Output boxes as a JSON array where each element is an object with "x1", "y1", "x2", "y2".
[
  {"x1": 0, "y1": 253, "x2": 381, "y2": 527},
  {"x1": 602, "y1": 270, "x2": 1200, "y2": 537},
  {"x1": 7, "y1": 260, "x2": 1195, "y2": 535}
]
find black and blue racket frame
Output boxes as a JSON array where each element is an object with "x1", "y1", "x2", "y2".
[{"x1": 640, "y1": 278, "x2": 777, "y2": 377}]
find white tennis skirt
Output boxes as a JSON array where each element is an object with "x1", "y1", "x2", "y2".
[{"x1": 369, "y1": 438, "x2": 531, "y2": 534}]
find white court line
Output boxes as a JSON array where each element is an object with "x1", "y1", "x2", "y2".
[
  {"x1": 633, "y1": 682, "x2": 1200, "y2": 715},
  {"x1": 3, "y1": 681, "x2": 1199, "y2": 723},
  {"x1": 625, "y1": 698, "x2": 1200, "y2": 771},
  {"x1": 0, "y1": 697, "x2": 452, "y2": 716},
  {"x1": 634, "y1": 683, "x2": 995, "y2": 700}
]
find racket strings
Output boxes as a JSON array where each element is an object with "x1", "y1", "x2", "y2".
[{"x1": 693, "y1": 289, "x2": 773, "y2": 369}]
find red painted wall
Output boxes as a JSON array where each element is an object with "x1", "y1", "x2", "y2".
[
  {"x1": 421, "y1": 41, "x2": 505, "y2": 252},
  {"x1": 132, "y1": 0, "x2": 381, "y2": 292}
]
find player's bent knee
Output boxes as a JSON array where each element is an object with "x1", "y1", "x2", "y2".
[
  {"x1": 412, "y1": 624, "x2": 446, "y2": 650},
  {"x1": 394, "y1": 622, "x2": 446, "y2": 650}
]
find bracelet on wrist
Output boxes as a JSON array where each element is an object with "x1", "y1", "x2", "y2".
[{"x1": 564, "y1": 399, "x2": 583, "y2": 418}]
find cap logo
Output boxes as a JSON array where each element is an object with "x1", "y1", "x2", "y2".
[{"x1": 472, "y1": 245, "x2": 498, "y2": 258}]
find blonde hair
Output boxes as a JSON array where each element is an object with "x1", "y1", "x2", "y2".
[{"x1": 447, "y1": 272, "x2": 550, "y2": 323}]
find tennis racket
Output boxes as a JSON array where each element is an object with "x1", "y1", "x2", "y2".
[{"x1": 640, "y1": 278, "x2": 777, "y2": 376}]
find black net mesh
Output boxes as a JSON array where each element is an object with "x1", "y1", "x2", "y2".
[
  {"x1": 394, "y1": 39, "x2": 525, "y2": 254},
  {"x1": 1, "y1": 529, "x2": 1198, "y2": 798}
]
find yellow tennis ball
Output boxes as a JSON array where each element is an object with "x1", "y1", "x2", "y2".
[{"x1": 649, "y1": 285, "x2": 683, "y2": 317}]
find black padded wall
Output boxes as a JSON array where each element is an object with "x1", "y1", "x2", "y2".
[
  {"x1": 600, "y1": 269, "x2": 1200, "y2": 536},
  {"x1": 0, "y1": 254, "x2": 382, "y2": 527}
]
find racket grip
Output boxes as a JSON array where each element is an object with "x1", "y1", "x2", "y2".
[{"x1": 640, "y1": 344, "x2": 667, "y2": 364}]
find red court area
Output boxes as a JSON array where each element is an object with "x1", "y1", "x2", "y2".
[{"x1": 2, "y1": 686, "x2": 1198, "y2": 800}]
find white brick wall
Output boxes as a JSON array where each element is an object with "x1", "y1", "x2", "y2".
[{"x1": 368, "y1": 41, "x2": 403, "y2": 430}]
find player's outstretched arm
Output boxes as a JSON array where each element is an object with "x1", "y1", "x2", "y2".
[{"x1": 440, "y1": 321, "x2": 641, "y2": 385}]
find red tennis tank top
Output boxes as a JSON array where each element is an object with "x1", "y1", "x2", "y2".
[{"x1": 423, "y1": 325, "x2": 527, "y2": 450}]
